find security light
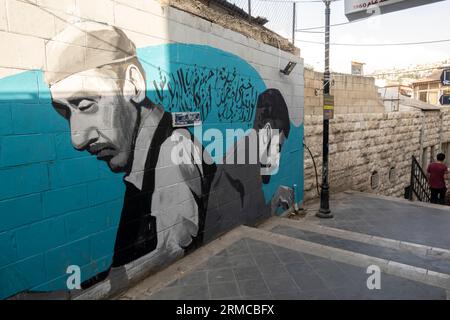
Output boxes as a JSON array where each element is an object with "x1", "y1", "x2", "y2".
[{"x1": 280, "y1": 61, "x2": 297, "y2": 75}]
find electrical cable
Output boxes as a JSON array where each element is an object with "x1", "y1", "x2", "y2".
[
  {"x1": 297, "y1": 38, "x2": 450, "y2": 46},
  {"x1": 368, "y1": 66, "x2": 450, "y2": 77},
  {"x1": 296, "y1": 0, "x2": 449, "y2": 32},
  {"x1": 304, "y1": 141, "x2": 321, "y2": 197},
  {"x1": 296, "y1": 17, "x2": 371, "y2": 31}
]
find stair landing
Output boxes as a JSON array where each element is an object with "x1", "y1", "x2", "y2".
[{"x1": 115, "y1": 191, "x2": 450, "y2": 300}]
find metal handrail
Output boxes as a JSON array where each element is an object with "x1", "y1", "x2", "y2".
[{"x1": 409, "y1": 155, "x2": 431, "y2": 202}]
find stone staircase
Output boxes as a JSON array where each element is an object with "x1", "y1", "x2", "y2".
[
  {"x1": 259, "y1": 217, "x2": 450, "y2": 294},
  {"x1": 112, "y1": 192, "x2": 450, "y2": 300},
  {"x1": 118, "y1": 210, "x2": 450, "y2": 300}
]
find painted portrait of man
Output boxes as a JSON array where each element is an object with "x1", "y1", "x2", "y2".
[
  {"x1": 203, "y1": 89, "x2": 292, "y2": 241},
  {"x1": 45, "y1": 21, "x2": 216, "y2": 286}
]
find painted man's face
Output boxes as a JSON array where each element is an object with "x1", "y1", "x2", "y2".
[
  {"x1": 260, "y1": 127, "x2": 286, "y2": 177},
  {"x1": 49, "y1": 68, "x2": 139, "y2": 173}
]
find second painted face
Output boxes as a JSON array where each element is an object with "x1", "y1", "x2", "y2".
[{"x1": 49, "y1": 67, "x2": 140, "y2": 173}]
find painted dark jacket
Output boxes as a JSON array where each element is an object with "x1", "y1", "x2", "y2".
[
  {"x1": 112, "y1": 105, "x2": 216, "y2": 267},
  {"x1": 203, "y1": 132, "x2": 271, "y2": 243}
]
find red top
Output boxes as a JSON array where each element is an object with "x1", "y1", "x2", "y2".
[{"x1": 427, "y1": 162, "x2": 448, "y2": 189}]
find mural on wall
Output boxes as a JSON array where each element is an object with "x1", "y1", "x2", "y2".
[
  {"x1": 152, "y1": 66, "x2": 259, "y2": 123},
  {"x1": 204, "y1": 89, "x2": 293, "y2": 241},
  {"x1": 0, "y1": 21, "x2": 304, "y2": 299},
  {"x1": 45, "y1": 22, "x2": 218, "y2": 287}
]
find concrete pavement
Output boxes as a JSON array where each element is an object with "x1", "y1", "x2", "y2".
[{"x1": 117, "y1": 191, "x2": 450, "y2": 300}]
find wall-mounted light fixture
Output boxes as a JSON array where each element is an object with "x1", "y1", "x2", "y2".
[{"x1": 280, "y1": 61, "x2": 297, "y2": 75}]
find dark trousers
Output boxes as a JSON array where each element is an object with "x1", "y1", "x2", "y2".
[{"x1": 431, "y1": 188, "x2": 447, "y2": 205}]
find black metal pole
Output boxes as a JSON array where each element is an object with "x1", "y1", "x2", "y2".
[
  {"x1": 248, "y1": 0, "x2": 252, "y2": 21},
  {"x1": 317, "y1": 0, "x2": 333, "y2": 218},
  {"x1": 292, "y1": 2, "x2": 296, "y2": 44}
]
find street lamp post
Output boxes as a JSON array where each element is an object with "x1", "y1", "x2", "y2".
[
  {"x1": 317, "y1": 0, "x2": 333, "y2": 219},
  {"x1": 292, "y1": 2, "x2": 296, "y2": 44}
]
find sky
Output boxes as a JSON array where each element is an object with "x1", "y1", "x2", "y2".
[{"x1": 231, "y1": 0, "x2": 450, "y2": 74}]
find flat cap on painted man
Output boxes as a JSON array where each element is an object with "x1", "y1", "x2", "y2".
[{"x1": 45, "y1": 21, "x2": 137, "y2": 86}]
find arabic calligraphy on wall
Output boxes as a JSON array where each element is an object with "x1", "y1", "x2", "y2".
[{"x1": 152, "y1": 66, "x2": 259, "y2": 123}]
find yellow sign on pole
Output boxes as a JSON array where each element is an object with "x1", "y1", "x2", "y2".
[{"x1": 324, "y1": 94, "x2": 334, "y2": 120}]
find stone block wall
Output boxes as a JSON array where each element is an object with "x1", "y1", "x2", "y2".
[
  {"x1": 304, "y1": 69, "x2": 385, "y2": 115},
  {"x1": 303, "y1": 109, "x2": 450, "y2": 203}
]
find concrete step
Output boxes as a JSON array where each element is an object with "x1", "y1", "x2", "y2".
[
  {"x1": 260, "y1": 217, "x2": 450, "y2": 278},
  {"x1": 119, "y1": 224, "x2": 450, "y2": 300}
]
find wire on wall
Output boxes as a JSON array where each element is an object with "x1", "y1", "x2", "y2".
[{"x1": 304, "y1": 141, "x2": 321, "y2": 197}]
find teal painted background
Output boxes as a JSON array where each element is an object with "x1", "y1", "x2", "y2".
[{"x1": 0, "y1": 44, "x2": 304, "y2": 299}]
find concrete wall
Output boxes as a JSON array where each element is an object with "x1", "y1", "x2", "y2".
[
  {"x1": 0, "y1": 0, "x2": 304, "y2": 299},
  {"x1": 303, "y1": 110, "x2": 450, "y2": 204},
  {"x1": 304, "y1": 69, "x2": 385, "y2": 115}
]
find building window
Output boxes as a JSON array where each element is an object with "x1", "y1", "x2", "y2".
[
  {"x1": 429, "y1": 91, "x2": 438, "y2": 105},
  {"x1": 429, "y1": 83, "x2": 439, "y2": 90},
  {"x1": 389, "y1": 167, "x2": 396, "y2": 183},
  {"x1": 443, "y1": 70, "x2": 450, "y2": 86},
  {"x1": 371, "y1": 171, "x2": 379, "y2": 190},
  {"x1": 419, "y1": 92, "x2": 427, "y2": 102},
  {"x1": 442, "y1": 94, "x2": 450, "y2": 105}
]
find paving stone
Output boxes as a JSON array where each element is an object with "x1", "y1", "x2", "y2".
[
  {"x1": 290, "y1": 271, "x2": 328, "y2": 292},
  {"x1": 122, "y1": 193, "x2": 450, "y2": 302},
  {"x1": 195, "y1": 261, "x2": 209, "y2": 271},
  {"x1": 376, "y1": 274, "x2": 447, "y2": 300},
  {"x1": 208, "y1": 268, "x2": 235, "y2": 284},
  {"x1": 220, "y1": 296, "x2": 244, "y2": 300},
  {"x1": 320, "y1": 195, "x2": 450, "y2": 250},
  {"x1": 332, "y1": 288, "x2": 368, "y2": 300},
  {"x1": 297, "y1": 290, "x2": 338, "y2": 300},
  {"x1": 252, "y1": 252, "x2": 281, "y2": 266},
  {"x1": 271, "y1": 291, "x2": 303, "y2": 300},
  {"x1": 308, "y1": 258, "x2": 340, "y2": 271},
  {"x1": 148, "y1": 287, "x2": 182, "y2": 300},
  {"x1": 264, "y1": 276, "x2": 299, "y2": 295},
  {"x1": 275, "y1": 249, "x2": 307, "y2": 264},
  {"x1": 149, "y1": 285, "x2": 209, "y2": 300},
  {"x1": 271, "y1": 226, "x2": 309, "y2": 239},
  {"x1": 180, "y1": 270, "x2": 208, "y2": 286},
  {"x1": 215, "y1": 249, "x2": 230, "y2": 257},
  {"x1": 246, "y1": 239, "x2": 274, "y2": 254},
  {"x1": 227, "y1": 254, "x2": 256, "y2": 268},
  {"x1": 301, "y1": 252, "x2": 329, "y2": 263},
  {"x1": 285, "y1": 262, "x2": 314, "y2": 275},
  {"x1": 333, "y1": 262, "x2": 369, "y2": 285},
  {"x1": 226, "y1": 239, "x2": 250, "y2": 256},
  {"x1": 238, "y1": 279, "x2": 270, "y2": 297},
  {"x1": 245, "y1": 295, "x2": 274, "y2": 300},
  {"x1": 167, "y1": 278, "x2": 182, "y2": 287},
  {"x1": 206, "y1": 255, "x2": 233, "y2": 270},
  {"x1": 233, "y1": 266, "x2": 263, "y2": 281},
  {"x1": 314, "y1": 267, "x2": 356, "y2": 290},
  {"x1": 177, "y1": 285, "x2": 210, "y2": 300},
  {"x1": 258, "y1": 262, "x2": 292, "y2": 278},
  {"x1": 272, "y1": 225, "x2": 450, "y2": 276},
  {"x1": 209, "y1": 282, "x2": 240, "y2": 300}
]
